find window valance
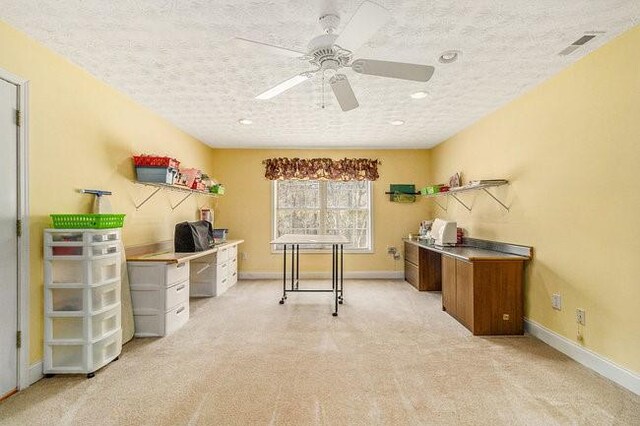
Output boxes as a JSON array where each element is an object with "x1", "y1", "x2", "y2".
[{"x1": 263, "y1": 157, "x2": 380, "y2": 181}]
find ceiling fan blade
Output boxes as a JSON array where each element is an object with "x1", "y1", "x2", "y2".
[
  {"x1": 330, "y1": 74, "x2": 359, "y2": 112},
  {"x1": 256, "y1": 73, "x2": 312, "y2": 100},
  {"x1": 334, "y1": 1, "x2": 390, "y2": 52},
  {"x1": 351, "y1": 59, "x2": 435, "y2": 82},
  {"x1": 234, "y1": 37, "x2": 305, "y2": 58}
]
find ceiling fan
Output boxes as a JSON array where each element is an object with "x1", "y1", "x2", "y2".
[{"x1": 235, "y1": 1, "x2": 435, "y2": 112}]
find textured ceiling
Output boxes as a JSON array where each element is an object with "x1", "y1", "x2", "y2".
[{"x1": 2, "y1": 1, "x2": 639, "y2": 148}]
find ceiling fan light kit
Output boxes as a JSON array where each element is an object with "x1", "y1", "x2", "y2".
[{"x1": 238, "y1": 1, "x2": 436, "y2": 112}]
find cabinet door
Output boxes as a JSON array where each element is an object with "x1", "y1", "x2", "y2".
[
  {"x1": 441, "y1": 256, "x2": 456, "y2": 312},
  {"x1": 419, "y1": 249, "x2": 442, "y2": 291},
  {"x1": 455, "y1": 260, "x2": 474, "y2": 330}
]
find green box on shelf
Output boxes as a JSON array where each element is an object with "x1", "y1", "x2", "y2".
[
  {"x1": 210, "y1": 184, "x2": 225, "y2": 195},
  {"x1": 50, "y1": 214, "x2": 126, "y2": 229},
  {"x1": 421, "y1": 185, "x2": 442, "y2": 195}
]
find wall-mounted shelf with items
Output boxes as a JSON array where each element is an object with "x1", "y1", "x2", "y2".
[
  {"x1": 133, "y1": 181, "x2": 222, "y2": 211},
  {"x1": 422, "y1": 180, "x2": 509, "y2": 212}
]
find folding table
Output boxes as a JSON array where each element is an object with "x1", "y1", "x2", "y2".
[{"x1": 270, "y1": 234, "x2": 348, "y2": 316}]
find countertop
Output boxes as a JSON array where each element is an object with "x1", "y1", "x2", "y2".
[
  {"x1": 126, "y1": 239, "x2": 244, "y2": 264},
  {"x1": 404, "y1": 238, "x2": 531, "y2": 262}
]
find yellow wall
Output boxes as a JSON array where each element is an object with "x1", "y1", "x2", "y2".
[
  {"x1": 211, "y1": 149, "x2": 432, "y2": 273},
  {"x1": 0, "y1": 21, "x2": 217, "y2": 363},
  {"x1": 430, "y1": 26, "x2": 640, "y2": 372}
]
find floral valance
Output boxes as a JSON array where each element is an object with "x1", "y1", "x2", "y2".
[{"x1": 263, "y1": 158, "x2": 380, "y2": 181}]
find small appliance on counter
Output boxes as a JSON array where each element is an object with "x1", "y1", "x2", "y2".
[{"x1": 431, "y1": 218, "x2": 457, "y2": 247}]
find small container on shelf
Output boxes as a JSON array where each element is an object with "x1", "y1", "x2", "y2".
[
  {"x1": 136, "y1": 166, "x2": 177, "y2": 184},
  {"x1": 210, "y1": 184, "x2": 225, "y2": 195},
  {"x1": 133, "y1": 155, "x2": 180, "y2": 169}
]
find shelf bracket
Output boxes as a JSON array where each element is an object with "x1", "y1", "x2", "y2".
[
  {"x1": 170, "y1": 192, "x2": 193, "y2": 210},
  {"x1": 481, "y1": 188, "x2": 509, "y2": 211},
  {"x1": 134, "y1": 187, "x2": 162, "y2": 210},
  {"x1": 449, "y1": 194, "x2": 472, "y2": 212},
  {"x1": 433, "y1": 198, "x2": 447, "y2": 211}
]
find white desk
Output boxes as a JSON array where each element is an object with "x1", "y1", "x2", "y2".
[{"x1": 270, "y1": 234, "x2": 349, "y2": 316}]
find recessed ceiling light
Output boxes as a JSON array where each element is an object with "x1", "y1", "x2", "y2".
[
  {"x1": 238, "y1": 118, "x2": 253, "y2": 125},
  {"x1": 438, "y1": 50, "x2": 461, "y2": 64},
  {"x1": 410, "y1": 91, "x2": 428, "y2": 99},
  {"x1": 390, "y1": 120, "x2": 405, "y2": 126}
]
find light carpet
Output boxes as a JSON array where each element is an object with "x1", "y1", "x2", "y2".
[{"x1": 1, "y1": 280, "x2": 638, "y2": 425}]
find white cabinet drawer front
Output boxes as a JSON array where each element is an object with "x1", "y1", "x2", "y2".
[
  {"x1": 229, "y1": 257, "x2": 238, "y2": 274},
  {"x1": 216, "y1": 263, "x2": 228, "y2": 280},
  {"x1": 165, "y1": 302, "x2": 189, "y2": 335},
  {"x1": 166, "y1": 262, "x2": 189, "y2": 286},
  {"x1": 166, "y1": 280, "x2": 189, "y2": 311},
  {"x1": 229, "y1": 244, "x2": 238, "y2": 259},
  {"x1": 91, "y1": 256, "x2": 120, "y2": 285},
  {"x1": 216, "y1": 247, "x2": 229, "y2": 264}
]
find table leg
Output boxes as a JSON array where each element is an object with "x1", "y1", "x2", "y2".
[
  {"x1": 331, "y1": 244, "x2": 338, "y2": 317},
  {"x1": 295, "y1": 244, "x2": 299, "y2": 290},
  {"x1": 280, "y1": 244, "x2": 287, "y2": 304},
  {"x1": 339, "y1": 244, "x2": 344, "y2": 304},
  {"x1": 290, "y1": 243, "x2": 295, "y2": 291}
]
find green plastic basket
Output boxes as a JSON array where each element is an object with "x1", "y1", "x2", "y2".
[{"x1": 50, "y1": 214, "x2": 126, "y2": 229}]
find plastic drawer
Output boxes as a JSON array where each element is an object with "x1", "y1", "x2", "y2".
[
  {"x1": 90, "y1": 256, "x2": 120, "y2": 284},
  {"x1": 133, "y1": 301, "x2": 189, "y2": 337},
  {"x1": 165, "y1": 281, "x2": 189, "y2": 312},
  {"x1": 216, "y1": 247, "x2": 230, "y2": 264},
  {"x1": 92, "y1": 281, "x2": 120, "y2": 312},
  {"x1": 92, "y1": 332, "x2": 121, "y2": 370},
  {"x1": 166, "y1": 262, "x2": 189, "y2": 286},
  {"x1": 88, "y1": 230, "x2": 120, "y2": 244},
  {"x1": 50, "y1": 344, "x2": 83, "y2": 369},
  {"x1": 50, "y1": 317, "x2": 84, "y2": 340},
  {"x1": 47, "y1": 245, "x2": 85, "y2": 258},
  {"x1": 190, "y1": 279, "x2": 217, "y2": 298},
  {"x1": 47, "y1": 232, "x2": 84, "y2": 244},
  {"x1": 91, "y1": 243, "x2": 120, "y2": 257},
  {"x1": 229, "y1": 244, "x2": 238, "y2": 259},
  {"x1": 50, "y1": 288, "x2": 83, "y2": 312},
  {"x1": 91, "y1": 305, "x2": 121, "y2": 341},
  {"x1": 51, "y1": 260, "x2": 83, "y2": 284},
  {"x1": 165, "y1": 302, "x2": 189, "y2": 336},
  {"x1": 128, "y1": 262, "x2": 189, "y2": 288}
]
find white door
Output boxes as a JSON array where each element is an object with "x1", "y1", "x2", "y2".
[{"x1": 0, "y1": 77, "x2": 19, "y2": 398}]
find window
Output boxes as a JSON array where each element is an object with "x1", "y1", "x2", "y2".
[{"x1": 273, "y1": 180, "x2": 372, "y2": 251}]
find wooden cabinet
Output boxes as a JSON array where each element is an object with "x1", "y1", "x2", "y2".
[
  {"x1": 441, "y1": 255, "x2": 524, "y2": 335},
  {"x1": 404, "y1": 241, "x2": 442, "y2": 291}
]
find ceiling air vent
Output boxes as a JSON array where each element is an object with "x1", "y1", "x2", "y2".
[{"x1": 558, "y1": 33, "x2": 602, "y2": 56}]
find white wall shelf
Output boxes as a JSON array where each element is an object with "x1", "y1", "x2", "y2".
[
  {"x1": 423, "y1": 181, "x2": 509, "y2": 212},
  {"x1": 133, "y1": 181, "x2": 222, "y2": 210}
]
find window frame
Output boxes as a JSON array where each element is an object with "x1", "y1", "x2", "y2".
[{"x1": 271, "y1": 180, "x2": 374, "y2": 254}]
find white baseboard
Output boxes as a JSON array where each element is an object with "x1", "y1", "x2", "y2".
[
  {"x1": 525, "y1": 319, "x2": 639, "y2": 395},
  {"x1": 239, "y1": 271, "x2": 404, "y2": 280},
  {"x1": 28, "y1": 361, "x2": 43, "y2": 386}
]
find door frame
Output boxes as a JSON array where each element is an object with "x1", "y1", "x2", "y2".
[{"x1": 0, "y1": 67, "x2": 30, "y2": 391}]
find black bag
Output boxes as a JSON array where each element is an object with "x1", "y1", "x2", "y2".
[{"x1": 174, "y1": 221, "x2": 214, "y2": 252}]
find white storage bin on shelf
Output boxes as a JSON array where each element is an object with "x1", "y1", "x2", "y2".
[{"x1": 43, "y1": 228, "x2": 123, "y2": 378}]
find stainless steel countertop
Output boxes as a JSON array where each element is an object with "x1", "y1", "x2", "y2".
[{"x1": 404, "y1": 238, "x2": 531, "y2": 262}]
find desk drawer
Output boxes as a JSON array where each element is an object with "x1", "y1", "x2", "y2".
[
  {"x1": 165, "y1": 302, "x2": 189, "y2": 336},
  {"x1": 404, "y1": 242, "x2": 419, "y2": 265},
  {"x1": 216, "y1": 247, "x2": 230, "y2": 264},
  {"x1": 166, "y1": 262, "x2": 189, "y2": 286},
  {"x1": 404, "y1": 260, "x2": 419, "y2": 289},
  {"x1": 166, "y1": 280, "x2": 189, "y2": 312}
]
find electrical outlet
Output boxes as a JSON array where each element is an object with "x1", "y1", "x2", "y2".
[
  {"x1": 551, "y1": 293, "x2": 562, "y2": 310},
  {"x1": 502, "y1": 314, "x2": 510, "y2": 321},
  {"x1": 576, "y1": 309, "x2": 586, "y2": 325},
  {"x1": 241, "y1": 252, "x2": 248, "y2": 261},
  {"x1": 387, "y1": 246, "x2": 397, "y2": 256}
]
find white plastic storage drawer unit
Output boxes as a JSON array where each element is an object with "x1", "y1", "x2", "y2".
[
  {"x1": 43, "y1": 228, "x2": 123, "y2": 378},
  {"x1": 190, "y1": 242, "x2": 240, "y2": 297},
  {"x1": 128, "y1": 261, "x2": 190, "y2": 337}
]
